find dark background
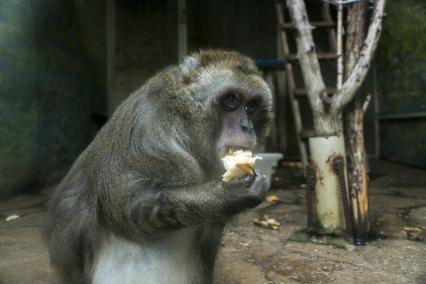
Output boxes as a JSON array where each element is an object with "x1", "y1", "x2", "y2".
[{"x1": 0, "y1": 0, "x2": 425, "y2": 198}]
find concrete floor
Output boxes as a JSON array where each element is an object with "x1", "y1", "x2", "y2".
[{"x1": 1, "y1": 160, "x2": 425, "y2": 283}]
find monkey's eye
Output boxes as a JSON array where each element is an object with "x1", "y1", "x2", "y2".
[
  {"x1": 222, "y1": 93, "x2": 241, "y2": 110},
  {"x1": 245, "y1": 99, "x2": 260, "y2": 113}
]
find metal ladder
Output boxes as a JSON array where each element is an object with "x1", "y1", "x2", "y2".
[{"x1": 275, "y1": 1, "x2": 338, "y2": 167}]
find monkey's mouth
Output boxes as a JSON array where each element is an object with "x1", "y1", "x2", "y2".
[{"x1": 218, "y1": 145, "x2": 251, "y2": 158}]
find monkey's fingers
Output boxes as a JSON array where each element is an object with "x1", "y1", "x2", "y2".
[
  {"x1": 222, "y1": 175, "x2": 254, "y2": 189},
  {"x1": 252, "y1": 167, "x2": 262, "y2": 177}
]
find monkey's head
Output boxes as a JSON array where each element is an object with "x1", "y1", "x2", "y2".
[
  {"x1": 120, "y1": 50, "x2": 273, "y2": 181},
  {"x1": 178, "y1": 50, "x2": 273, "y2": 164}
]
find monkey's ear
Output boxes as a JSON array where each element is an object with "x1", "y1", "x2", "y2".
[{"x1": 179, "y1": 55, "x2": 200, "y2": 78}]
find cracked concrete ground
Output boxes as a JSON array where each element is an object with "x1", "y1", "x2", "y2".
[{"x1": 0, "y1": 160, "x2": 425, "y2": 283}]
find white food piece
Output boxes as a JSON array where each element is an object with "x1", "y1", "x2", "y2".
[
  {"x1": 221, "y1": 150, "x2": 261, "y2": 182},
  {"x1": 5, "y1": 215, "x2": 20, "y2": 222}
]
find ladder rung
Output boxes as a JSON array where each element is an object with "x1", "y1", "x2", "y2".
[
  {"x1": 301, "y1": 130, "x2": 315, "y2": 139},
  {"x1": 294, "y1": 87, "x2": 337, "y2": 97},
  {"x1": 280, "y1": 21, "x2": 335, "y2": 29},
  {"x1": 287, "y1": 53, "x2": 337, "y2": 61}
]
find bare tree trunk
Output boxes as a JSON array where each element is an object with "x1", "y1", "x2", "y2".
[
  {"x1": 346, "y1": 96, "x2": 371, "y2": 244},
  {"x1": 286, "y1": 0, "x2": 386, "y2": 235},
  {"x1": 286, "y1": 0, "x2": 347, "y2": 233},
  {"x1": 344, "y1": 0, "x2": 370, "y2": 245}
]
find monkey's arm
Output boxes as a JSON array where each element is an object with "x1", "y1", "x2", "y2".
[{"x1": 130, "y1": 173, "x2": 269, "y2": 236}]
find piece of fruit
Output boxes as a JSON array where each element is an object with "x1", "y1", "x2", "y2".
[{"x1": 222, "y1": 150, "x2": 260, "y2": 182}]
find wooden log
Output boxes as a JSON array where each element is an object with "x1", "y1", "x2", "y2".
[{"x1": 344, "y1": 0, "x2": 370, "y2": 245}]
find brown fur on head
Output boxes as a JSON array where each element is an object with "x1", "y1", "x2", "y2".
[
  {"x1": 179, "y1": 49, "x2": 261, "y2": 82},
  {"x1": 177, "y1": 49, "x2": 273, "y2": 143}
]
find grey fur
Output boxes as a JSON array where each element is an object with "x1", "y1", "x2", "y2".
[{"x1": 44, "y1": 50, "x2": 273, "y2": 284}]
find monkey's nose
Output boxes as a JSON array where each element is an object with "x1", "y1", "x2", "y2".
[
  {"x1": 240, "y1": 121, "x2": 253, "y2": 133},
  {"x1": 241, "y1": 124, "x2": 250, "y2": 132}
]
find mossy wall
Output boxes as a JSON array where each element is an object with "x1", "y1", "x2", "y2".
[
  {"x1": 378, "y1": 0, "x2": 426, "y2": 168},
  {"x1": 0, "y1": 0, "x2": 106, "y2": 198}
]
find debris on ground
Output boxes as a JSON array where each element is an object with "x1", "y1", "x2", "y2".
[
  {"x1": 5, "y1": 215, "x2": 20, "y2": 222},
  {"x1": 254, "y1": 214, "x2": 280, "y2": 230},
  {"x1": 265, "y1": 194, "x2": 280, "y2": 204},
  {"x1": 403, "y1": 226, "x2": 424, "y2": 241}
]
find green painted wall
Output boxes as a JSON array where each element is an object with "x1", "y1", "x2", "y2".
[
  {"x1": 378, "y1": 0, "x2": 426, "y2": 168},
  {"x1": 0, "y1": 0, "x2": 105, "y2": 198}
]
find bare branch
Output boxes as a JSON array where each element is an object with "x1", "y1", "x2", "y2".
[
  {"x1": 362, "y1": 93, "x2": 372, "y2": 114},
  {"x1": 336, "y1": 2, "x2": 344, "y2": 89},
  {"x1": 344, "y1": 0, "x2": 367, "y2": 77},
  {"x1": 286, "y1": 0, "x2": 328, "y2": 114},
  {"x1": 331, "y1": 0, "x2": 386, "y2": 111}
]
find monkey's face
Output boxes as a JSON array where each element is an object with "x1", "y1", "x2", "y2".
[
  {"x1": 209, "y1": 71, "x2": 271, "y2": 162},
  {"x1": 216, "y1": 89, "x2": 263, "y2": 158},
  {"x1": 203, "y1": 70, "x2": 272, "y2": 161},
  {"x1": 178, "y1": 50, "x2": 273, "y2": 167}
]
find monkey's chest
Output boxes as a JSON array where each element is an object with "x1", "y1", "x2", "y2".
[{"x1": 92, "y1": 228, "x2": 203, "y2": 284}]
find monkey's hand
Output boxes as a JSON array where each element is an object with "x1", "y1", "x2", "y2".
[
  {"x1": 222, "y1": 167, "x2": 270, "y2": 210},
  {"x1": 129, "y1": 169, "x2": 269, "y2": 236}
]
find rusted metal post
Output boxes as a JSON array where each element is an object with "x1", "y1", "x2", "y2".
[
  {"x1": 305, "y1": 165, "x2": 316, "y2": 231},
  {"x1": 332, "y1": 155, "x2": 355, "y2": 239}
]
